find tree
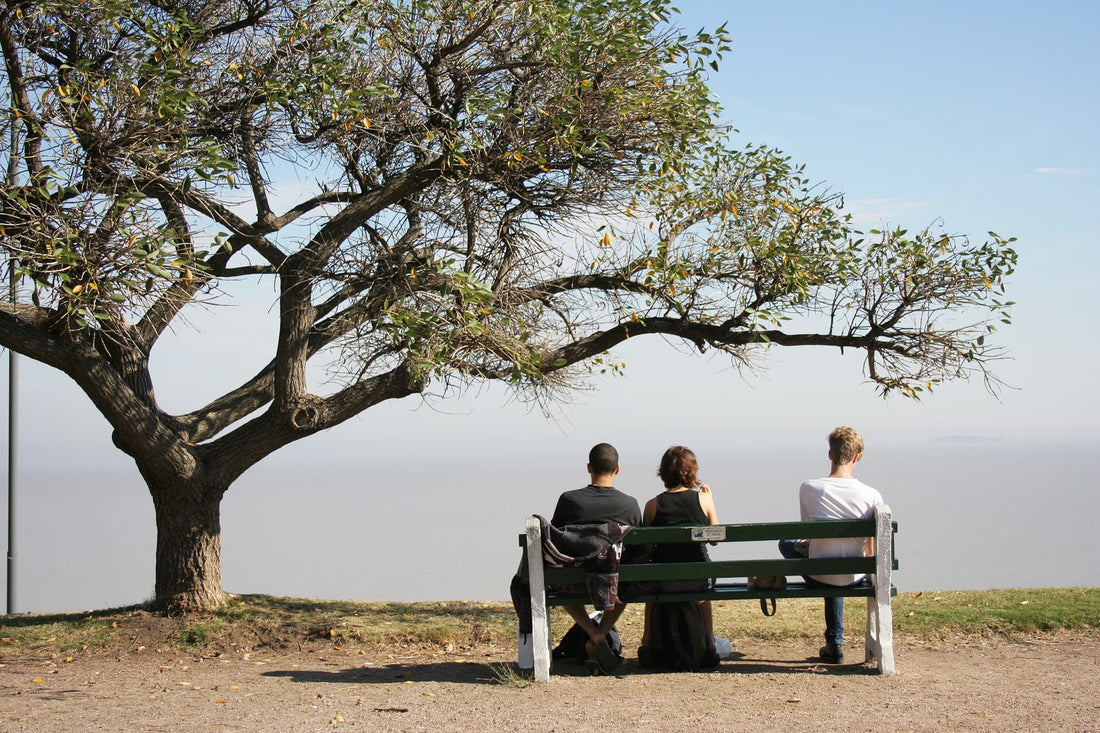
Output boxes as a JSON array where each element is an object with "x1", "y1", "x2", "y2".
[{"x1": 0, "y1": 0, "x2": 1015, "y2": 611}]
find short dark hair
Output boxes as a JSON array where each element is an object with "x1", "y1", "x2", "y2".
[
  {"x1": 588, "y1": 443, "x2": 619, "y2": 476},
  {"x1": 657, "y1": 446, "x2": 698, "y2": 489}
]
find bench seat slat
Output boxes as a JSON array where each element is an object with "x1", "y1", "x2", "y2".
[{"x1": 546, "y1": 581, "x2": 898, "y2": 605}]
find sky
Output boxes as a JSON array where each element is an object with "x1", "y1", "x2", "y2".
[{"x1": 1, "y1": 0, "x2": 1098, "y2": 609}]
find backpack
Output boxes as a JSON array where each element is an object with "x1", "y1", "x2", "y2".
[
  {"x1": 639, "y1": 601, "x2": 713, "y2": 672},
  {"x1": 552, "y1": 612, "x2": 623, "y2": 663}
]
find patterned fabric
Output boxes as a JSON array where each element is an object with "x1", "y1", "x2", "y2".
[{"x1": 539, "y1": 515, "x2": 629, "y2": 610}]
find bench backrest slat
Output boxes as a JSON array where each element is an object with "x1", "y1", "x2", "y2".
[
  {"x1": 517, "y1": 518, "x2": 898, "y2": 548},
  {"x1": 540, "y1": 557, "x2": 876, "y2": 584}
]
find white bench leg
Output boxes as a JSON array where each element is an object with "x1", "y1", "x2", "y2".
[
  {"x1": 871, "y1": 504, "x2": 896, "y2": 675},
  {"x1": 865, "y1": 595, "x2": 878, "y2": 664},
  {"x1": 525, "y1": 516, "x2": 552, "y2": 681}
]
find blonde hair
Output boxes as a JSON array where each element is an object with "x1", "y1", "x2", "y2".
[{"x1": 828, "y1": 426, "x2": 864, "y2": 464}]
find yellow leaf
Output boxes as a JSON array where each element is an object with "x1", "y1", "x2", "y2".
[
  {"x1": 129, "y1": 83, "x2": 141, "y2": 97},
  {"x1": 601, "y1": 232, "x2": 611, "y2": 246},
  {"x1": 32, "y1": 678, "x2": 44, "y2": 683},
  {"x1": 72, "y1": 284, "x2": 83, "y2": 295}
]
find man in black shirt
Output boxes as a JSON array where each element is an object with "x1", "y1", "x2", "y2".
[{"x1": 551, "y1": 443, "x2": 641, "y2": 671}]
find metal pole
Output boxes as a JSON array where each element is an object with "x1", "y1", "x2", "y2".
[{"x1": 6, "y1": 267, "x2": 16, "y2": 614}]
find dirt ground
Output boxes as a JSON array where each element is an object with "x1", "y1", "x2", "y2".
[{"x1": 2, "y1": 627, "x2": 1097, "y2": 732}]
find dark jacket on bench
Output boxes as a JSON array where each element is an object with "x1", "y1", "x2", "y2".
[{"x1": 511, "y1": 516, "x2": 631, "y2": 633}]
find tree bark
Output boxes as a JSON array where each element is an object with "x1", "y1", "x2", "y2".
[{"x1": 149, "y1": 480, "x2": 228, "y2": 612}]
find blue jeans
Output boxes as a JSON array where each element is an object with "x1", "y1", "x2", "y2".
[{"x1": 778, "y1": 539, "x2": 855, "y2": 647}]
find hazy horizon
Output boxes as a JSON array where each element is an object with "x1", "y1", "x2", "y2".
[{"x1": 6, "y1": 439, "x2": 1096, "y2": 614}]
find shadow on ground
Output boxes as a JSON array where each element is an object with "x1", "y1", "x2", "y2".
[
  {"x1": 264, "y1": 661, "x2": 500, "y2": 686},
  {"x1": 262, "y1": 652, "x2": 879, "y2": 685}
]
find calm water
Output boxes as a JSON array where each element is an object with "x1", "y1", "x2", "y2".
[{"x1": 5, "y1": 441, "x2": 1098, "y2": 613}]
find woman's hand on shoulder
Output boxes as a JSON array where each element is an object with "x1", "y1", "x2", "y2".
[{"x1": 698, "y1": 483, "x2": 711, "y2": 494}]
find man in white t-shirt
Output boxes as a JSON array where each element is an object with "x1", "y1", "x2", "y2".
[{"x1": 780, "y1": 426, "x2": 883, "y2": 664}]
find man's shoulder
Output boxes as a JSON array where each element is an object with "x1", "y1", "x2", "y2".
[
  {"x1": 801, "y1": 477, "x2": 883, "y2": 516},
  {"x1": 554, "y1": 484, "x2": 640, "y2": 525},
  {"x1": 559, "y1": 483, "x2": 634, "y2": 498},
  {"x1": 802, "y1": 476, "x2": 880, "y2": 493},
  {"x1": 556, "y1": 485, "x2": 587, "y2": 500}
]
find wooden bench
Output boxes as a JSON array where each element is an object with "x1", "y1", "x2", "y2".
[{"x1": 519, "y1": 503, "x2": 897, "y2": 681}]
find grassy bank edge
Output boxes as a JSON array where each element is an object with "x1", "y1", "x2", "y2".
[{"x1": 1, "y1": 587, "x2": 1097, "y2": 659}]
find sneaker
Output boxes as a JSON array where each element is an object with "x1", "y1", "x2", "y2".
[{"x1": 819, "y1": 643, "x2": 844, "y2": 664}]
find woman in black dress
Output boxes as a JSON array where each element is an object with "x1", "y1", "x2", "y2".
[{"x1": 639, "y1": 446, "x2": 721, "y2": 665}]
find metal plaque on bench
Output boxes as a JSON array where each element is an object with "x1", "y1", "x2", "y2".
[{"x1": 691, "y1": 526, "x2": 726, "y2": 542}]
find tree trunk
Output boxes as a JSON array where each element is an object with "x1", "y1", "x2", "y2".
[{"x1": 150, "y1": 481, "x2": 228, "y2": 612}]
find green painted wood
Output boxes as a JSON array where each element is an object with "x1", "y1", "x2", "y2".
[
  {"x1": 517, "y1": 519, "x2": 899, "y2": 547},
  {"x1": 545, "y1": 583, "x2": 899, "y2": 606},
  {"x1": 540, "y1": 557, "x2": 875, "y2": 584}
]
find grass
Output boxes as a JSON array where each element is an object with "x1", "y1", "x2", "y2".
[
  {"x1": 489, "y1": 662, "x2": 535, "y2": 688},
  {"x1": 0, "y1": 588, "x2": 1096, "y2": 660}
]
